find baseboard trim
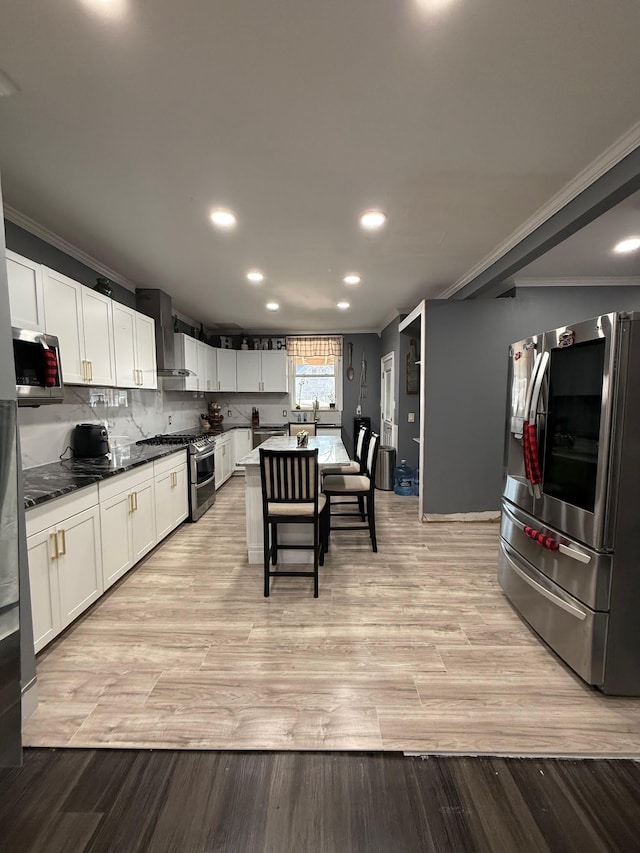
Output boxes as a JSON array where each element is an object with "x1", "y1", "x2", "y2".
[{"x1": 422, "y1": 511, "x2": 500, "y2": 522}]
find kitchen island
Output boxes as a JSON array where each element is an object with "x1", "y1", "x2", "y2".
[{"x1": 237, "y1": 435, "x2": 350, "y2": 564}]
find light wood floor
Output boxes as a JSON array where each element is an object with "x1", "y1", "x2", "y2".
[{"x1": 23, "y1": 478, "x2": 640, "y2": 754}]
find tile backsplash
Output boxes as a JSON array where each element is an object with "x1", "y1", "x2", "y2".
[{"x1": 18, "y1": 386, "x2": 208, "y2": 468}]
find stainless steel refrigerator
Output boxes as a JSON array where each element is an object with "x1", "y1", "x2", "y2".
[
  {"x1": 0, "y1": 227, "x2": 22, "y2": 761},
  {"x1": 499, "y1": 312, "x2": 640, "y2": 695}
]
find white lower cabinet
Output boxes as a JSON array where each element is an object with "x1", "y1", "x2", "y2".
[
  {"x1": 232, "y1": 428, "x2": 253, "y2": 471},
  {"x1": 154, "y1": 453, "x2": 189, "y2": 539},
  {"x1": 27, "y1": 452, "x2": 189, "y2": 654},
  {"x1": 100, "y1": 465, "x2": 157, "y2": 590},
  {"x1": 26, "y1": 487, "x2": 103, "y2": 654},
  {"x1": 214, "y1": 434, "x2": 233, "y2": 489}
]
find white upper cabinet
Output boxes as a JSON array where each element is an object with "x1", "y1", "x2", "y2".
[
  {"x1": 42, "y1": 266, "x2": 116, "y2": 386},
  {"x1": 174, "y1": 333, "x2": 199, "y2": 391},
  {"x1": 236, "y1": 351, "x2": 261, "y2": 392},
  {"x1": 112, "y1": 303, "x2": 137, "y2": 388},
  {"x1": 260, "y1": 351, "x2": 288, "y2": 392},
  {"x1": 42, "y1": 267, "x2": 85, "y2": 384},
  {"x1": 196, "y1": 341, "x2": 208, "y2": 392},
  {"x1": 205, "y1": 344, "x2": 217, "y2": 392},
  {"x1": 113, "y1": 304, "x2": 157, "y2": 389},
  {"x1": 135, "y1": 312, "x2": 157, "y2": 389},
  {"x1": 236, "y1": 350, "x2": 288, "y2": 392},
  {"x1": 80, "y1": 287, "x2": 116, "y2": 386},
  {"x1": 6, "y1": 250, "x2": 45, "y2": 332},
  {"x1": 216, "y1": 348, "x2": 237, "y2": 392}
]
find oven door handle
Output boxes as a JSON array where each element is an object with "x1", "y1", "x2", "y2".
[
  {"x1": 195, "y1": 446, "x2": 216, "y2": 463},
  {"x1": 195, "y1": 472, "x2": 216, "y2": 490}
]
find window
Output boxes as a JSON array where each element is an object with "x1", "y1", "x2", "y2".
[{"x1": 291, "y1": 355, "x2": 342, "y2": 410}]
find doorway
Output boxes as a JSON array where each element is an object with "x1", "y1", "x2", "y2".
[{"x1": 380, "y1": 352, "x2": 397, "y2": 449}]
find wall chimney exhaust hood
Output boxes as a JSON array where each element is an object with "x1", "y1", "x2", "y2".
[{"x1": 135, "y1": 288, "x2": 195, "y2": 377}]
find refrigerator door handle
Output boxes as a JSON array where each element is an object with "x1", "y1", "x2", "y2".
[
  {"x1": 503, "y1": 503, "x2": 592, "y2": 565},
  {"x1": 528, "y1": 351, "x2": 549, "y2": 424},
  {"x1": 523, "y1": 353, "x2": 542, "y2": 425},
  {"x1": 527, "y1": 351, "x2": 549, "y2": 499},
  {"x1": 501, "y1": 544, "x2": 587, "y2": 621},
  {"x1": 558, "y1": 544, "x2": 591, "y2": 565}
]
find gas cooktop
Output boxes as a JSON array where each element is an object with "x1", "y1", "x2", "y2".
[{"x1": 136, "y1": 432, "x2": 217, "y2": 451}]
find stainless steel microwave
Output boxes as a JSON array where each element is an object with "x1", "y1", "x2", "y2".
[{"x1": 12, "y1": 327, "x2": 64, "y2": 406}]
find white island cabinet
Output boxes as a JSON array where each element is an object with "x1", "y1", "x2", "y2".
[
  {"x1": 26, "y1": 486, "x2": 103, "y2": 653},
  {"x1": 238, "y1": 435, "x2": 349, "y2": 564}
]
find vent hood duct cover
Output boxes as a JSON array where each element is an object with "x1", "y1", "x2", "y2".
[{"x1": 135, "y1": 288, "x2": 195, "y2": 377}]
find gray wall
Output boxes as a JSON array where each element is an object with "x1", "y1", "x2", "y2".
[
  {"x1": 4, "y1": 221, "x2": 136, "y2": 309},
  {"x1": 423, "y1": 286, "x2": 640, "y2": 515},
  {"x1": 342, "y1": 333, "x2": 381, "y2": 455}
]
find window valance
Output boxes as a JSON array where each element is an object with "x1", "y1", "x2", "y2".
[{"x1": 286, "y1": 336, "x2": 343, "y2": 357}]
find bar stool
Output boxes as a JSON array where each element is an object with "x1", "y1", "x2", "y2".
[
  {"x1": 259, "y1": 447, "x2": 328, "y2": 597},
  {"x1": 323, "y1": 433, "x2": 380, "y2": 552}
]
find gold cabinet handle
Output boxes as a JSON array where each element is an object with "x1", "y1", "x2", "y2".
[
  {"x1": 138, "y1": 369, "x2": 143, "y2": 386},
  {"x1": 133, "y1": 491, "x2": 138, "y2": 511},
  {"x1": 128, "y1": 493, "x2": 134, "y2": 513},
  {"x1": 57, "y1": 529, "x2": 66, "y2": 556},
  {"x1": 82, "y1": 360, "x2": 87, "y2": 382},
  {"x1": 50, "y1": 532, "x2": 59, "y2": 560},
  {"x1": 89, "y1": 361, "x2": 93, "y2": 382}
]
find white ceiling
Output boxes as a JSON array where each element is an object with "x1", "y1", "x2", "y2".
[
  {"x1": 1, "y1": 0, "x2": 640, "y2": 331},
  {"x1": 514, "y1": 189, "x2": 640, "y2": 281}
]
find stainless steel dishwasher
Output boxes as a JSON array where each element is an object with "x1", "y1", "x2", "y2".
[{"x1": 252, "y1": 427, "x2": 287, "y2": 449}]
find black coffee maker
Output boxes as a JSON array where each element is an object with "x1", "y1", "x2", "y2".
[{"x1": 72, "y1": 423, "x2": 110, "y2": 457}]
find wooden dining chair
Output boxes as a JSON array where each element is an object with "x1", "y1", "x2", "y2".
[
  {"x1": 288, "y1": 422, "x2": 317, "y2": 436},
  {"x1": 259, "y1": 447, "x2": 328, "y2": 597},
  {"x1": 322, "y1": 433, "x2": 380, "y2": 552}
]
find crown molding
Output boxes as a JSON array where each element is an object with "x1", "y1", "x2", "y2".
[
  {"x1": 438, "y1": 121, "x2": 640, "y2": 300},
  {"x1": 3, "y1": 205, "x2": 137, "y2": 292},
  {"x1": 514, "y1": 276, "x2": 640, "y2": 288},
  {"x1": 377, "y1": 309, "x2": 402, "y2": 336}
]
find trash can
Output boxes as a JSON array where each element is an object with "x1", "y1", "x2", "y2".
[{"x1": 375, "y1": 446, "x2": 396, "y2": 490}]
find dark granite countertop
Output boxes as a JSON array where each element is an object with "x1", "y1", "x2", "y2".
[{"x1": 23, "y1": 444, "x2": 188, "y2": 510}]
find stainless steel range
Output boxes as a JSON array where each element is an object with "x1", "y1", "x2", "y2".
[{"x1": 137, "y1": 432, "x2": 217, "y2": 521}]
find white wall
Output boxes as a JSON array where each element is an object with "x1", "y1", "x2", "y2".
[{"x1": 18, "y1": 387, "x2": 207, "y2": 468}]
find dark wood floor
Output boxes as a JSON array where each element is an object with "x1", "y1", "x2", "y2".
[{"x1": 1, "y1": 749, "x2": 640, "y2": 852}]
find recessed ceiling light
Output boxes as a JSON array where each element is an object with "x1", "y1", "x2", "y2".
[
  {"x1": 210, "y1": 209, "x2": 237, "y2": 230},
  {"x1": 266, "y1": 302, "x2": 279, "y2": 311},
  {"x1": 343, "y1": 274, "x2": 361, "y2": 285},
  {"x1": 246, "y1": 270, "x2": 264, "y2": 283},
  {"x1": 79, "y1": 0, "x2": 127, "y2": 18},
  {"x1": 613, "y1": 236, "x2": 640, "y2": 254},
  {"x1": 359, "y1": 209, "x2": 387, "y2": 231},
  {"x1": 337, "y1": 301, "x2": 350, "y2": 310}
]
